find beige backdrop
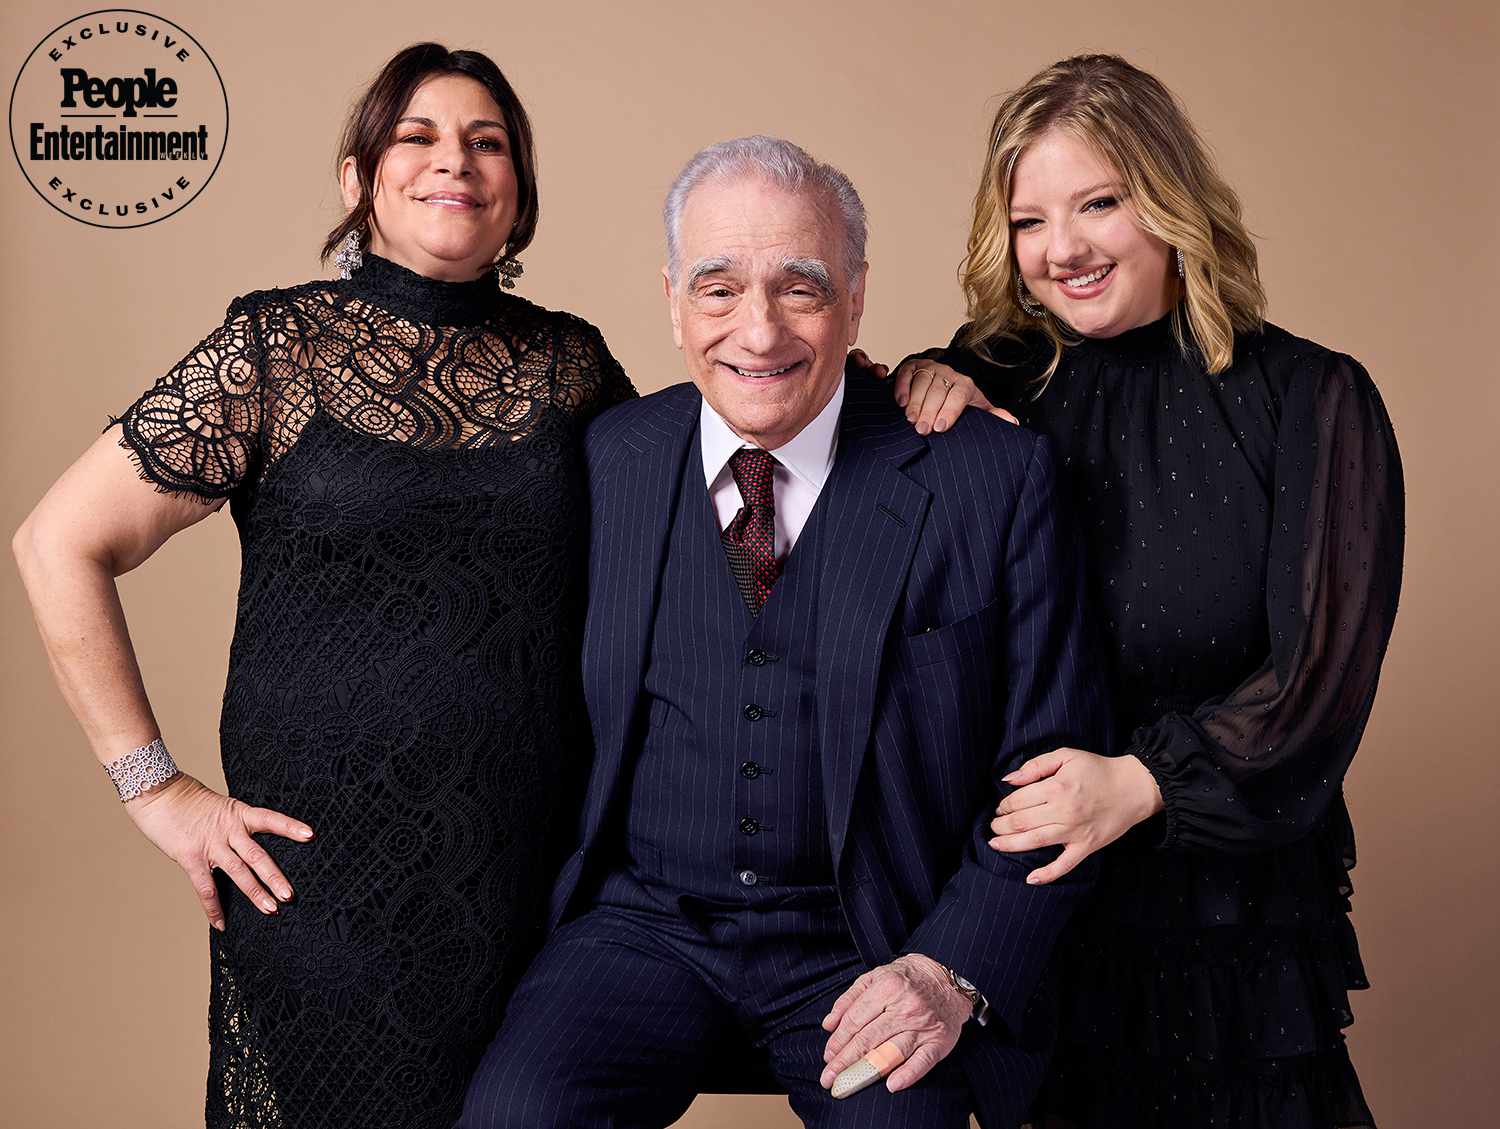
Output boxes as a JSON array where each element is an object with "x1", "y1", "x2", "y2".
[{"x1": 3, "y1": 0, "x2": 1496, "y2": 1125}]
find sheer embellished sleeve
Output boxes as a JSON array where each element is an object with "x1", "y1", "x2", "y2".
[
  {"x1": 1127, "y1": 353, "x2": 1405, "y2": 854},
  {"x1": 108, "y1": 295, "x2": 263, "y2": 502}
]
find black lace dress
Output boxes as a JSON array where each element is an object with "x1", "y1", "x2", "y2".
[
  {"x1": 110, "y1": 252, "x2": 635, "y2": 1128},
  {"x1": 928, "y1": 313, "x2": 1403, "y2": 1128}
]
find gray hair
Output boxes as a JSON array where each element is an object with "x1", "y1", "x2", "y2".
[{"x1": 663, "y1": 135, "x2": 867, "y2": 287}]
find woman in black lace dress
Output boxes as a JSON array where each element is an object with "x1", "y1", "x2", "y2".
[
  {"x1": 14, "y1": 44, "x2": 632, "y2": 1127},
  {"x1": 858, "y1": 55, "x2": 1403, "y2": 1127}
]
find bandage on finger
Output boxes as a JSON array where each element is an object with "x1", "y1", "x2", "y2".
[{"x1": 830, "y1": 1039, "x2": 906, "y2": 1099}]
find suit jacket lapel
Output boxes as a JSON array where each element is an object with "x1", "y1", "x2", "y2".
[
  {"x1": 816, "y1": 373, "x2": 931, "y2": 871},
  {"x1": 582, "y1": 384, "x2": 700, "y2": 846}
]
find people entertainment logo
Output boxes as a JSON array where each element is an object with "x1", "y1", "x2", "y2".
[{"x1": 9, "y1": 10, "x2": 228, "y2": 229}]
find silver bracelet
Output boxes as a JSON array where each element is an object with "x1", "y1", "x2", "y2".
[{"x1": 103, "y1": 737, "x2": 179, "y2": 801}]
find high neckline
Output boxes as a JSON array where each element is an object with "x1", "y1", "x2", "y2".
[
  {"x1": 1069, "y1": 309, "x2": 1180, "y2": 362},
  {"x1": 344, "y1": 252, "x2": 501, "y2": 327}
]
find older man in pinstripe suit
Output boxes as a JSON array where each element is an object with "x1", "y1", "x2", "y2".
[{"x1": 460, "y1": 136, "x2": 1107, "y2": 1129}]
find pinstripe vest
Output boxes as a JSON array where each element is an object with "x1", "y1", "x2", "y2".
[{"x1": 622, "y1": 427, "x2": 836, "y2": 906}]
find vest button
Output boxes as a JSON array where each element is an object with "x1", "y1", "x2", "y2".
[
  {"x1": 745, "y1": 648, "x2": 768, "y2": 666},
  {"x1": 739, "y1": 816, "x2": 761, "y2": 836},
  {"x1": 743, "y1": 703, "x2": 764, "y2": 722},
  {"x1": 738, "y1": 869, "x2": 759, "y2": 887},
  {"x1": 740, "y1": 760, "x2": 761, "y2": 779}
]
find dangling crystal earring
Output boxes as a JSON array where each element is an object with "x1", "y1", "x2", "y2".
[
  {"x1": 1016, "y1": 272, "x2": 1045, "y2": 318},
  {"x1": 1176, "y1": 247, "x2": 1186, "y2": 280},
  {"x1": 336, "y1": 230, "x2": 363, "y2": 280},
  {"x1": 495, "y1": 255, "x2": 524, "y2": 290}
]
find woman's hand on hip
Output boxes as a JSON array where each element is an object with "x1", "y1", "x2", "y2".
[
  {"x1": 124, "y1": 773, "x2": 314, "y2": 930},
  {"x1": 847, "y1": 350, "x2": 1017, "y2": 434},
  {"x1": 988, "y1": 748, "x2": 1164, "y2": 884}
]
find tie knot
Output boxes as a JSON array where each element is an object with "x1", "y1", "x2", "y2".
[{"x1": 729, "y1": 447, "x2": 777, "y2": 510}]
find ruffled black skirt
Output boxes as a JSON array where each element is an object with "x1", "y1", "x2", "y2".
[{"x1": 1029, "y1": 805, "x2": 1376, "y2": 1129}]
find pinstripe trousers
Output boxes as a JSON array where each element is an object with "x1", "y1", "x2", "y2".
[{"x1": 458, "y1": 873, "x2": 974, "y2": 1128}]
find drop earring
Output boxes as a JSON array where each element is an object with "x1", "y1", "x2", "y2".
[
  {"x1": 1016, "y1": 272, "x2": 1045, "y2": 318},
  {"x1": 336, "y1": 230, "x2": 364, "y2": 280},
  {"x1": 495, "y1": 255, "x2": 524, "y2": 290},
  {"x1": 1176, "y1": 247, "x2": 1186, "y2": 279}
]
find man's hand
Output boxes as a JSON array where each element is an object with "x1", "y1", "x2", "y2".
[{"x1": 819, "y1": 953, "x2": 971, "y2": 1093}]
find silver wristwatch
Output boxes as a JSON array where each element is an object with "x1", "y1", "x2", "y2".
[{"x1": 945, "y1": 966, "x2": 992, "y2": 1026}]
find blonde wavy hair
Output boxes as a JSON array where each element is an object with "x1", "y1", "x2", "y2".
[{"x1": 960, "y1": 54, "x2": 1265, "y2": 379}]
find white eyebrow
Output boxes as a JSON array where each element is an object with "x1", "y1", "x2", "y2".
[
  {"x1": 780, "y1": 257, "x2": 836, "y2": 299},
  {"x1": 685, "y1": 255, "x2": 738, "y2": 288},
  {"x1": 683, "y1": 255, "x2": 837, "y2": 298}
]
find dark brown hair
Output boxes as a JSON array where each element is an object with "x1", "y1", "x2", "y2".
[{"x1": 320, "y1": 43, "x2": 538, "y2": 266}]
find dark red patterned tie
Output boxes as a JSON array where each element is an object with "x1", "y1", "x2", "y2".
[{"x1": 721, "y1": 448, "x2": 781, "y2": 615}]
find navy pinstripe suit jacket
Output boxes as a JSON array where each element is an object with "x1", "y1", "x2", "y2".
[{"x1": 551, "y1": 369, "x2": 1107, "y2": 1120}]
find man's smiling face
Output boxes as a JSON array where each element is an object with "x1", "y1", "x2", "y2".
[{"x1": 665, "y1": 175, "x2": 866, "y2": 450}]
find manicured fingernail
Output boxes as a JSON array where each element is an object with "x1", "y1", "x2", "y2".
[
  {"x1": 213, "y1": 919, "x2": 225, "y2": 932},
  {"x1": 277, "y1": 886, "x2": 293, "y2": 900},
  {"x1": 917, "y1": 423, "x2": 930, "y2": 435},
  {"x1": 935, "y1": 421, "x2": 948, "y2": 432},
  {"x1": 1026, "y1": 873, "x2": 1042, "y2": 885},
  {"x1": 297, "y1": 828, "x2": 314, "y2": 840}
]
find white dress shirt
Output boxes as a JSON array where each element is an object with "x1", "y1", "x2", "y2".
[{"x1": 700, "y1": 379, "x2": 845, "y2": 560}]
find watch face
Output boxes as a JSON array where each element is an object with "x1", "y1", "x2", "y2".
[{"x1": 947, "y1": 969, "x2": 985, "y2": 1021}]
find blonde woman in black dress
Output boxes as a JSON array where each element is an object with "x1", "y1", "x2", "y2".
[
  {"x1": 14, "y1": 44, "x2": 632, "y2": 1127},
  {"x1": 855, "y1": 54, "x2": 1403, "y2": 1128}
]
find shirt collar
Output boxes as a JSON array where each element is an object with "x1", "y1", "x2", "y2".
[{"x1": 700, "y1": 377, "x2": 845, "y2": 492}]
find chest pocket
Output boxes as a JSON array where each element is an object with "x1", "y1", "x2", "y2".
[
  {"x1": 648, "y1": 697, "x2": 675, "y2": 729},
  {"x1": 900, "y1": 598, "x2": 1004, "y2": 669}
]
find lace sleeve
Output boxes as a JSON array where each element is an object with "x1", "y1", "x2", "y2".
[
  {"x1": 593, "y1": 331, "x2": 638, "y2": 414},
  {"x1": 554, "y1": 315, "x2": 637, "y2": 421},
  {"x1": 108, "y1": 295, "x2": 263, "y2": 502},
  {"x1": 1129, "y1": 353, "x2": 1406, "y2": 854}
]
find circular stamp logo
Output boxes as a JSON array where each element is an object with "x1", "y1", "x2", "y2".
[{"x1": 9, "y1": 9, "x2": 228, "y2": 229}]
